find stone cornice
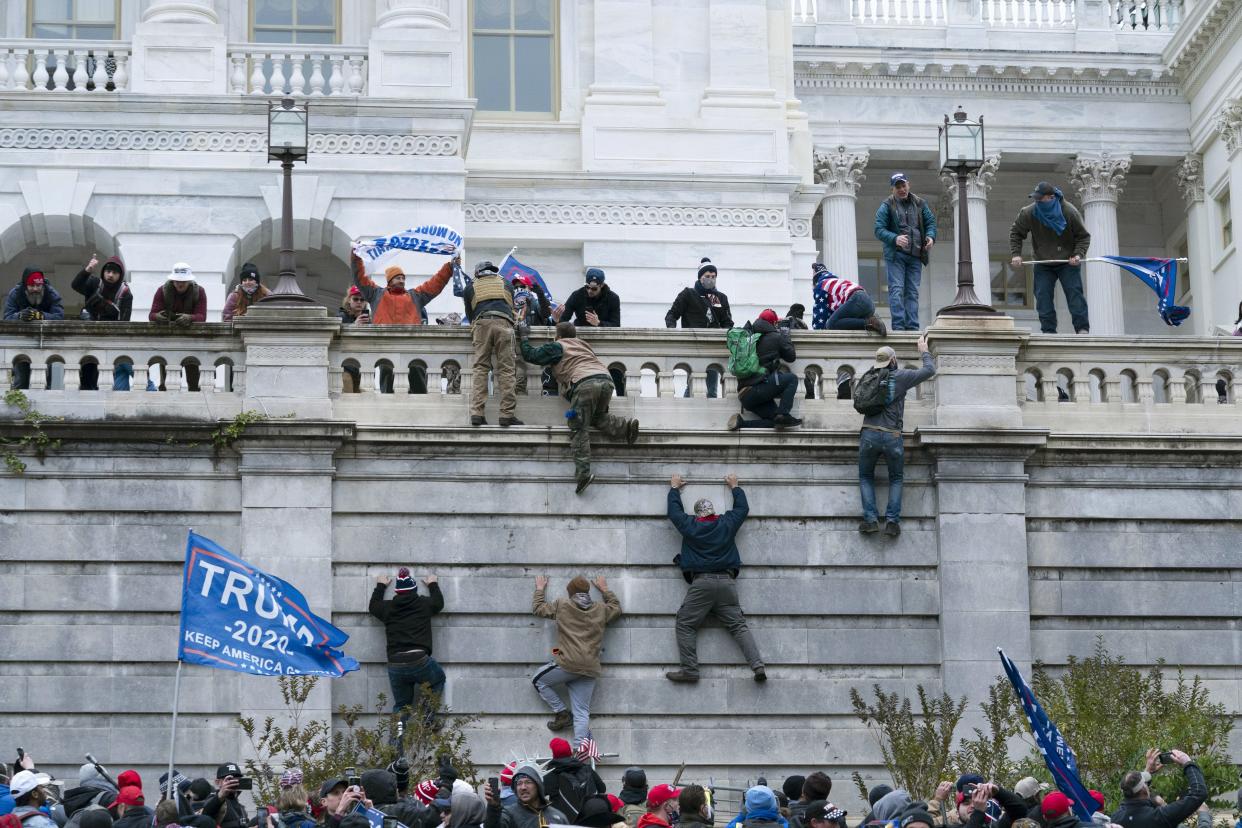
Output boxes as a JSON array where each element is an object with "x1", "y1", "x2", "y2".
[
  {"x1": 0, "y1": 128, "x2": 461, "y2": 156},
  {"x1": 1163, "y1": 0, "x2": 1242, "y2": 82},
  {"x1": 1070, "y1": 152, "x2": 1131, "y2": 204},
  {"x1": 812, "y1": 145, "x2": 869, "y2": 196},
  {"x1": 463, "y1": 202, "x2": 787, "y2": 228}
]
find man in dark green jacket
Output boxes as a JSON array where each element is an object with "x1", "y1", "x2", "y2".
[
  {"x1": 665, "y1": 472, "x2": 765, "y2": 684},
  {"x1": 1009, "y1": 181, "x2": 1092, "y2": 334},
  {"x1": 874, "y1": 173, "x2": 937, "y2": 331}
]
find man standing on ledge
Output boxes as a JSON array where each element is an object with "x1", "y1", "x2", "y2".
[
  {"x1": 1009, "y1": 181, "x2": 1092, "y2": 334},
  {"x1": 464, "y1": 260, "x2": 521, "y2": 427},
  {"x1": 665, "y1": 473, "x2": 765, "y2": 683},
  {"x1": 874, "y1": 173, "x2": 936, "y2": 331}
]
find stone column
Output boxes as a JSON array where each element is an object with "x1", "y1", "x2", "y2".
[
  {"x1": 813, "y1": 145, "x2": 868, "y2": 277},
  {"x1": 585, "y1": 0, "x2": 659, "y2": 101},
  {"x1": 940, "y1": 154, "x2": 1001, "y2": 307},
  {"x1": 376, "y1": 0, "x2": 451, "y2": 27},
  {"x1": 368, "y1": 0, "x2": 466, "y2": 98},
  {"x1": 1071, "y1": 152, "x2": 1131, "y2": 335},
  {"x1": 130, "y1": 0, "x2": 226, "y2": 94},
  {"x1": 1177, "y1": 155, "x2": 1213, "y2": 335},
  {"x1": 1218, "y1": 101, "x2": 1242, "y2": 320}
]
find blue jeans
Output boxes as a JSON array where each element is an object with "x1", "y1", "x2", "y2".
[
  {"x1": 387, "y1": 657, "x2": 446, "y2": 730},
  {"x1": 1033, "y1": 264, "x2": 1090, "y2": 333},
  {"x1": 682, "y1": 367, "x2": 720, "y2": 398},
  {"x1": 827, "y1": 291, "x2": 875, "y2": 330},
  {"x1": 859, "y1": 428, "x2": 904, "y2": 523},
  {"x1": 885, "y1": 255, "x2": 923, "y2": 331},
  {"x1": 737, "y1": 372, "x2": 797, "y2": 427}
]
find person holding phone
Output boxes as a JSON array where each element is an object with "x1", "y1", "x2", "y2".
[
  {"x1": 1113, "y1": 749, "x2": 1205, "y2": 828},
  {"x1": 200, "y1": 764, "x2": 249, "y2": 828}
]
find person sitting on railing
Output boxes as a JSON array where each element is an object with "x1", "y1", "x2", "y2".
[
  {"x1": 517, "y1": 320, "x2": 639, "y2": 493},
  {"x1": 350, "y1": 247, "x2": 455, "y2": 326},
  {"x1": 666, "y1": 258, "x2": 733, "y2": 398},
  {"x1": 70, "y1": 253, "x2": 134, "y2": 390},
  {"x1": 221, "y1": 263, "x2": 269, "y2": 321},
  {"x1": 149, "y1": 263, "x2": 207, "y2": 327},
  {"x1": 810, "y1": 263, "x2": 887, "y2": 336},
  {"x1": 728, "y1": 310, "x2": 802, "y2": 431},
  {"x1": 5, "y1": 267, "x2": 65, "y2": 390}
]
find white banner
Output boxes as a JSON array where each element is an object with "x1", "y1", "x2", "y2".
[{"x1": 352, "y1": 224, "x2": 462, "y2": 262}]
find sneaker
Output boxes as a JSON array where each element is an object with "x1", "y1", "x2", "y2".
[
  {"x1": 575, "y1": 474, "x2": 595, "y2": 495},
  {"x1": 858, "y1": 520, "x2": 880, "y2": 534},
  {"x1": 727, "y1": 414, "x2": 741, "y2": 432},
  {"x1": 773, "y1": 414, "x2": 802, "y2": 428},
  {"x1": 665, "y1": 670, "x2": 700, "y2": 683},
  {"x1": 884, "y1": 521, "x2": 901, "y2": 537},
  {"x1": 499, "y1": 417, "x2": 524, "y2": 427},
  {"x1": 626, "y1": 419, "x2": 640, "y2": 445},
  {"x1": 546, "y1": 710, "x2": 572, "y2": 732},
  {"x1": 865, "y1": 316, "x2": 888, "y2": 337},
  {"x1": 470, "y1": 416, "x2": 486, "y2": 427},
  {"x1": 753, "y1": 667, "x2": 768, "y2": 683}
]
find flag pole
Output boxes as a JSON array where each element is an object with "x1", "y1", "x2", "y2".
[
  {"x1": 499, "y1": 246, "x2": 518, "y2": 271},
  {"x1": 166, "y1": 658, "x2": 183, "y2": 802},
  {"x1": 1020, "y1": 257, "x2": 1189, "y2": 266}
]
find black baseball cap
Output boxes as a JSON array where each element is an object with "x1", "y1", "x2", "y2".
[
  {"x1": 216, "y1": 763, "x2": 242, "y2": 780},
  {"x1": 319, "y1": 778, "x2": 348, "y2": 798},
  {"x1": 585, "y1": 267, "x2": 606, "y2": 284},
  {"x1": 805, "y1": 801, "x2": 848, "y2": 823},
  {"x1": 1029, "y1": 181, "x2": 1057, "y2": 198}
]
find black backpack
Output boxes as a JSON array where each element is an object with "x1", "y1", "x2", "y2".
[
  {"x1": 853, "y1": 367, "x2": 895, "y2": 416},
  {"x1": 549, "y1": 764, "x2": 596, "y2": 821}
]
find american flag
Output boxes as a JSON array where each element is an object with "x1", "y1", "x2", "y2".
[{"x1": 574, "y1": 737, "x2": 601, "y2": 762}]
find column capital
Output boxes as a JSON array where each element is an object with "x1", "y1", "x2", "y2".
[
  {"x1": 1070, "y1": 151, "x2": 1131, "y2": 205},
  {"x1": 941, "y1": 154, "x2": 1002, "y2": 201},
  {"x1": 1177, "y1": 154, "x2": 1205, "y2": 205},
  {"x1": 1214, "y1": 99, "x2": 1242, "y2": 157},
  {"x1": 813, "y1": 145, "x2": 869, "y2": 196}
]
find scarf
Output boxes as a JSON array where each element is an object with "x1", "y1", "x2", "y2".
[
  {"x1": 1033, "y1": 190, "x2": 1068, "y2": 234},
  {"x1": 694, "y1": 515, "x2": 719, "y2": 524},
  {"x1": 387, "y1": 283, "x2": 407, "y2": 295},
  {"x1": 571, "y1": 593, "x2": 593, "y2": 610}
]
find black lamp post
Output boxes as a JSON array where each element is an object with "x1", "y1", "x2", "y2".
[
  {"x1": 258, "y1": 98, "x2": 316, "y2": 306},
  {"x1": 937, "y1": 107, "x2": 998, "y2": 316}
]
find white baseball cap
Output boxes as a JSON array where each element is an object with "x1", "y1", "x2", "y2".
[
  {"x1": 169, "y1": 262, "x2": 194, "y2": 282},
  {"x1": 9, "y1": 770, "x2": 52, "y2": 798}
]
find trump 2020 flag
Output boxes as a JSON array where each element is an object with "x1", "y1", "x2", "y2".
[
  {"x1": 499, "y1": 252, "x2": 558, "y2": 308},
  {"x1": 1099, "y1": 256, "x2": 1191, "y2": 327},
  {"x1": 352, "y1": 225, "x2": 462, "y2": 262},
  {"x1": 998, "y1": 648, "x2": 1095, "y2": 821},
  {"x1": 179, "y1": 531, "x2": 359, "y2": 677}
]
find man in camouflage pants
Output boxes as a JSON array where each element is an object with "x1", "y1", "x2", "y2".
[{"x1": 518, "y1": 321, "x2": 639, "y2": 494}]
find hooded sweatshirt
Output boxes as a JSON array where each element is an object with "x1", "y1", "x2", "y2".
[
  {"x1": 4, "y1": 266, "x2": 66, "y2": 320},
  {"x1": 368, "y1": 582, "x2": 445, "y2": 660},
  {"x1": 451, "y1": 793, "x2": 488, "y2": 828},
  {"x1": 485, "y1": 765, "x2": 569, "y2": 828},
  {"x1": 61, "y1": 766, "x2": 118, "y2": 818},
  {"x1": 668, "y1": 486, "x2": 748, "y2": 576},
  {"x1": 71, "y1": 257, "x2": 132, "y2": 321},
  {"x1": 867, "y1": 791, "x2": 912, "y2": 827},
  {"x1": 532, "y1": 585, "x2": 622, "y2": 677}
]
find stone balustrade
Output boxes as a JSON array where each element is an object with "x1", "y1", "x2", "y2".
[
  {"x1": 851, "y1": 0, "x2": 950, "y2": 25},
  {"x1": 0, "y1": 39, "x2": 130, "y2": 92},
  {"x1": 981, "y1": 0, "x2": 1076, "y2": 27},
  {"x1": 1106, "y1": 0, "x2": 1183, "y2": 29},
  {"x1": 226, "y1": 45, "x2": 367, "y2": 97},
  {"x1": 4, "y1": 318, "x2": 1242, "y2": 435}
]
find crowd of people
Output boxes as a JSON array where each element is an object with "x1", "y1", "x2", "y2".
[{"x1": 0, "y1": 745, "x2": 1216, "y2": 828}]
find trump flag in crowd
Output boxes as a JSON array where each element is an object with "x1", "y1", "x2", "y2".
[{"x1": 178, "y1": 531, "x2": 359, "y2": 677}]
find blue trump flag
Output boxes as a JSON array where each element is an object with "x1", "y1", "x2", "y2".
[
  {"x1": 1098, "y1": 256, "x2": 1191, "y2": 327},
  {"x1": 998, "y1": 648, "x2": 1095, "y2": 822},
  {"x1": 499, "y1": 252, "x2": 558, "y2": 308},
  {"x1": 178, "y1": 531, "x2": 359, "y2": 677}
]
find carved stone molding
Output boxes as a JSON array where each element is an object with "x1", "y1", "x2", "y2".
[
  {"x1": 0, "y1": 129, "x2": 460, "y2": 156},
  {"x1": 812, "y1": 145, "x2": 869, "y2": 197},
  {"x1": 1215, "y1": 99, "x2": 1242, "y2": 156},
  {"x1": 1176, "y1": 154, "x2": 1204, "y2": 204},
  {"x1": 464, "y1": 203, "x2": 787, "y2": 228},
  {"x1": 796, "y1": 66, "x2": 1180, "y2": 98},
  {"x1": 1070, "y1": 152, "x2": 1131, "y2": 204},
  {"x1": 788, "y1": 218, "x2": 811, "y2": 238},
  {"x1": 247, "y1": 345, "x2": 327, "y2": 366}
]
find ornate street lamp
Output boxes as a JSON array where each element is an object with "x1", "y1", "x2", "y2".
[
  {"x1": 937, "y1": 107, "x2": 998, "y2": 316},
  {"x1": 258, "y1": 98, "x2": 316, "y2": 306}
]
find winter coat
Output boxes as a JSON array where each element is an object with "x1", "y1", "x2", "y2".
[
  {"x1": 4, "y1": 268, "x2": 65, "y2": 320},
  {"x1": 61, "y1": 786, "x2": 116, "y2": 821},
  {"x1": 668, "y1": 486, "x2": 747, "y2": 576},
  {"x1": 541, "y1": 759, "x2": 605, "y2": 822},
  {"x1": 222, "y1": 284, "x2": 271, "y2": 321},
  {"x1": 737, "y1": 318, "x2": 796, "y2": 392},
  {"x1": 339, "y1": 306, "x2": 366, "y2": 324},
  {"x1": 1112, "y1": 764, "x2": 1207, "y2": 828},
  {"x1": 71, "y1": 257, "x2": 132, "y2": 321},
  {"x1": 200, "y1": 794, "x2": 248, "y2": 828},
  {"x1": 559, "y1": 285, "x2": 621, "y2": 327},
  {"x1": 351, "y1": 253, "x2": 453, "y2": 325},
  {"x1": 112, "y1": 806, "x2": 154, "y2": 828},
  {"x1": 636, "y1": 814, "x2": 671, "y2": 828},
  {"x1": 148, "y1": 281, "x2": 207, "y2": 322},
  {"x1": 620, "y1": 804, "x2": 646, "y2": 828},
  {"x1": 368, "y1": 582, "x2": 445, "y2": 660},
  {"x1": 1008, "y1": 201, "x2": 1091, "y2": 263},
  {"x1": 532, "y1": 587, "x2": 622, "y2": 677},
  {"x1": 665, "y1": 284, "x2": 732, "y2": 329},
  {"x1": 9, "y1": 807, "x2": 57, "y2": 828},
  {"x1": 861, "y1": 352, "x2": 936, "y2": 434},
  {"x1": 874, "y1": 195, "x2": 937, "y2": 262}
]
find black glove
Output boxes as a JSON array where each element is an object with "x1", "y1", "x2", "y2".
[
  {"x1": 437, "y1": 755, "x2": 458, "y2": 788},
  {"x1": 173, "y1": 313, "x2": 193, "y2": 327},
  {"x1": 17, "y1": 308, "x2": 40, "y2": 321}
]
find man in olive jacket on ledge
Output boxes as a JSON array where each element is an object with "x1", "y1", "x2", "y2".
[{"x1": 665, "y1": 472, "x2": 765, "y2": 684}]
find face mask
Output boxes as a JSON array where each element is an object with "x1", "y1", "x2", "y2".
[
  {"x1": 700, "y1": 276, "x2": 716, "y2": 291},
  {"x1": 242, "y1": 282, "x2": 259, "y2": 295}
]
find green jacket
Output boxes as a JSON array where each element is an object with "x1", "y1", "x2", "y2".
[{"x1": 1009, "y1": 200, "x2": 1091, "y2": 262}]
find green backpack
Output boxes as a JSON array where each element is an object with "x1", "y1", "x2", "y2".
[{"x1": 726, "y1": 326, "x2": 763, "y2": 379}]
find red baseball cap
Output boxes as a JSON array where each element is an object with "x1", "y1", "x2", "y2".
[
  {"x1": 647, "y1": 784, "x2": 681, "y2": 808},
  {"x1": 1088, "y1": 791, "x2": 1106, "y2": 812},
  {"x1": 116, "y1": 787, "x2": 145, "y2": 807},
  {"x1": 1041, "y1": 792, "x2": 1072, "y2": 820},
  {"x1": 607, "y1": 794, "x2": 625, "y2": 813}
]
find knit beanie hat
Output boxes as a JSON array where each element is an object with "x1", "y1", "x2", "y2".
[
  {"x1": 413, "y1": 780, "x2": 439, "y2": 805},
  {"x1": 899, "y1": 809, "x2": 936, "y2": 828},
  {"x1": 549, "y1": 738, "x2": 573, "y2": 759},
  {"x1": 384, "y1": 265, "x2": 405, "y2": 282},
  {"x1": 25, "y1": 270, "x2": 45, "y2": 288},
  {"x1": 394, "y1": 567, "x2": 416, "y2": 593},
  {"x1": 697, "y1": 257, "x2": 717, "y2": 278},
  {"x1": 782, "y1": 777, "x2": 806, "y2": 803},
  {"x1": 744, "y1": 786, "x2": 777, "y2": 813},
  {"x1": 239, "y1": 263, "x2": 261, "y2": 283},
  {"x1": 758, "y1": 309, "x2": 779, "y2": 325},
  {"x1": 499, "y1": 762, "x2": 517, "y2": 788},
  {"x1": 566, "y1": 576, "x2": 591, "y2": 596},
  {"x1": 812, "y1": 262, "x2": 828, "y2": 275}
]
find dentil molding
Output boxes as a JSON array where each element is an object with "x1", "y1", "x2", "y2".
[
  {"x1": 464, "y1": 203, "x2": 788, "y2": 229},
  {"x1": 1070, "y1": 152, "x2": 1131, "y2": 204},
  {"x1": 0, "y1": 129, "x2": 460, "y2": 156}
]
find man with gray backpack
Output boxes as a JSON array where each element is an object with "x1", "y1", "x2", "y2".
[
  {"x1": 854, "y1": 334, "x2": 935, "y2": 537},
  {"x1": 726, "y1": 309, "x2": 802, "y2": 430}
]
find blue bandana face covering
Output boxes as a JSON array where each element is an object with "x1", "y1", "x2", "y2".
[{"x1": 1033, "y1": 189, "x2": 1068, "y2": 235}]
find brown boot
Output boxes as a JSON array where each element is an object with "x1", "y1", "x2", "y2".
[
  {"x1": 546, "y1": 709, "x2": 572, "y2": 731},
  {"x1": 865, "y1": 316, "x2": 888, "y2": 337}
]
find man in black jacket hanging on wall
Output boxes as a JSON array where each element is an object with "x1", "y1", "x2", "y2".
[{"x1": 370, "y1": 567, "x2": 446, "y2": 741}]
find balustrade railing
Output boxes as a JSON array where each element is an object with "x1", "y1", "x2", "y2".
[
  {"x1": 5, "y1": 325, "x2": 1242, "y2": 433},
  {"x1": 851, "y1": 0, "x2": 949, "y2": 24},
  {"x1": 981, "y1": 0, "x2": 1075, "y2": 27},
  {"x1": 0, "y1": 40, "x2": 129, "y2": 92},
  {"x1": 1106, "y1": 0, "x2": 1181, "y2": 30},
  {"x1": 793, "y1": 0, "x2": 819, "y2": 22},
  {"x1": 227, "y1": 45, "x2": 366, "y2": 97}
]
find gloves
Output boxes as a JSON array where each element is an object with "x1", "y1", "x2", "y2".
[
  {"x1": 173, "y1": 313, "x2": 193, "y2": 327},
  {"x1": 437, "y1": 755, "x2": 458, "y2": 788},
  {"x1": 17, "y1": 308, "x2": 42, "y2": 321},
  {"x1": 516, "y1": 321, "x2": 530, "y2": 341},
  {"x1": 153, "y1": 310, "x2": 170, "y2": 322}
]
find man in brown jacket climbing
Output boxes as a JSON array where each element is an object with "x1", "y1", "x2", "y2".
[{"x1": 531, "y1": 574, "x2": 623, "y2": 745}]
